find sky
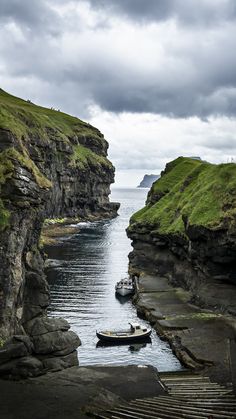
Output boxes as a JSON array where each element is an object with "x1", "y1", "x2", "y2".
[{"x1": 1, "y1": 0, "x2": 236, "y2": 186}]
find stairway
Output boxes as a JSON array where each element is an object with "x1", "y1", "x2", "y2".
[{"x1": 92, "y1": 371, "x2": 236, "y2": 419}]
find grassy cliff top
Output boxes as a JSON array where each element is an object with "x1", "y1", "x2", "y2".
[
  {"x1": 130, "y1": 157, "x2": 236, "y2": 235},
  {"x1": 0, "y1": 89, "x2": 113, "y2": 230},
  {"x1": 0, "y1": 88, "x2": 103, "y2": 143}
]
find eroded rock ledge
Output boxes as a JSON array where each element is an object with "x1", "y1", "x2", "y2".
[
  {"x1": 127, "y1": 157, "x2": 236, "y2": 387},
  {"x1": 127, "y1": 157, "x2": 236, "y2": 314},
  {"x1": 0, "y1": 89, "x2": 119, "y2": 377}
]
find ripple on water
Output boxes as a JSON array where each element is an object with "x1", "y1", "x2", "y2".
[{"x1": 46, "y1": 188, "x2": 183, "y2": 371}]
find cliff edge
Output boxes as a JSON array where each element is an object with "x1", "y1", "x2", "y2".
[
  {"x1": 0, "y1": 89, "x2": 119, "y2": 377},
  {"x1": 127, "y1": 157, "x2": 236, "y2": 311}
]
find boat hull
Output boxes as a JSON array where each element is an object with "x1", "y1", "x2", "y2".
[
  {"x1": 115, "y1": 287, "x2": 134, "y2": 297},
  {"x1": 96, "y1": 329, "x2": 152, "y2": 343},
  {"x1": 96, "y1": 336, "x2": 152, "y2": 348}
]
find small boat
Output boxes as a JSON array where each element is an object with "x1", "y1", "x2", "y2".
[
  {"x1": 115, "y1": 278, "x2": 134, "y2": 297},
  {"x1": 96, "y1": 323, "x2": 152, "y2": 343}
]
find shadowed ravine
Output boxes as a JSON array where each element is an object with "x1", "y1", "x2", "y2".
[{"x1": 45, "y1": 188, "x2": 183, "y2": 370}]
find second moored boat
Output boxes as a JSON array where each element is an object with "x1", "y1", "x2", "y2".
[{"x1": 115, "y1": 277, "x2": 134, "y2": 296}]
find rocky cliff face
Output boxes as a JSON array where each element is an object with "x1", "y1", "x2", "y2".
[
  {"x1": 0, "y1": 89, "x2": 119, "y2": 377},
  {"x1": 127, "y1": 157, "x2": 236, "y2": 313}
]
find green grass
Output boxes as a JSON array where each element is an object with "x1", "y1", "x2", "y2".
[
  {"x1": 0, "y1": 145, "x2": 51, "y2": 231},
  {"x1": 0, "y1": 198, "x2": 10, "y2": 230},
  {"x1": 0, "y1": 89, "x2": 115, "y2": 229},
  {"x1": 71, "y1": 144, "x2": 113, "y2": 169},
  {"x1": 0, "y1": 149, "x2": 14, "y2": 230},
  {"x1": 0, "y1": 88, "x2": 104, "y2": 144},
  {"x1": 0, "y1": 337, "x2": 5, "y2": 347},
  {"x1": 0, "y1": 149, "x2": 14, "y2": 184},
  {"x1": 7, "y1": 148, "x2": 52, "y2": 189},
  {"x1": 130, "y1": 157, "x2": 236, "y2": 235},
  {"x1": 165, "y1": 312, "x2": 222, "y2": 321},
  {"x1": 0, "y1": 88, "x2": 112, "y2": 177}
]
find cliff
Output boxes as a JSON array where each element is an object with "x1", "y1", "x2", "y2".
[
  {"x1": 127, "y1": 157, "x2": 236, "y2": 312},
  {"x1": 0, "y1": 89, "x2": 119, "y2": 377},
  {"x1": 137, "y1": 174, "x2": 160, "y2": 188}
]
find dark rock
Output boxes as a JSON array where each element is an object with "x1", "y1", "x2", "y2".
[
  {"x1": 25, "y1": 317, "x2": 70, "y2": 337},
  {"x1": 41, "y1": 351, "x2": 78, "y2": 371},
  {"x1": 32, "y1": 330, "x2": 81, "y2": 355},
  {"x1": 0, "y1": 129, "x2": 17, "y2": 151},
  {"x1": 8, "y1": 335, "x2": 34, "y2": 353},
  {"x1": 0, "y1": 343, "x2": 28, "y2": 364},
  {"x1": 0, "y1": 356, "x2": 43, "y2": 378},
  {"x1": 0, "y1": 91, "x2": 119, "y2": 378},
  {"x1": 128, "y1": 218, "x2": 236, "y2": 314}
]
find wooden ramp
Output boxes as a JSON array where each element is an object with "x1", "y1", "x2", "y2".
[{"x1": 92, "y1": 371, "x2": 236, "y2": 419}]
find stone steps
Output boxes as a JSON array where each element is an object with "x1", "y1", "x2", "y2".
[
  {"x1": 130, "y1": 398, "x2": 236, "y2": 417},
  {"x1": 92, "y1": 371, "x2": 236, "y2": 419}
]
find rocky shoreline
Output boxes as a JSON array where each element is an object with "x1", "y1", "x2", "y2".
[
  {"x1": 131, "y1": 272, "x2": 236, "y2": 392},
  {"x1": 127, "y1": 157, "x2": 236, "y2": 392},
  {"x1": 40, "y1": 211, "x2": 119, "y2": 247}
]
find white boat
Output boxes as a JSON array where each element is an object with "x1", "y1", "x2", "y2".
[
  {"x1": 96, "y1": 323, "x2": 152, "y2": 342},
  {"x1": 115, "y1": 278, "x2": 134, "y2": 296}
]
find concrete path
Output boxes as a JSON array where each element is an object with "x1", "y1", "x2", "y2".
[{"x1": 135, "y1": 274, "x2": 236, "y2": 391}]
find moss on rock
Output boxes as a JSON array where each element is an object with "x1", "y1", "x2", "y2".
[
  {"x1": 70, "y1": 144, "x2": 113, "y2": 170},
  {"x1": 130, "y1": 157, "x2": 236, "y2": 235},
  {"x1": 7, "y1": 148, "x2": 52, "y2": 189},
  {"x1": 0, "y1": 149, "x2": 14, "y2": 230}
]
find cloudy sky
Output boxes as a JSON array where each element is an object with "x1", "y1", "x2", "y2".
[{"x1": 1, "y1": 0, "x2": 236, "y2": 186}]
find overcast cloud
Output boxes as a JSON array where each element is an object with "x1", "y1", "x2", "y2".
[{"x1": 0, "y1": 0, "x2": 236, "y2": 185}]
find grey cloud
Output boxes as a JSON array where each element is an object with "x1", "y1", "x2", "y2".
[
  {"x1": 200, "y1": 137, "x2": 236, "y2": 151},
  {"x1": 64, "y1": 62, "x2": 236, "y2": 118},
  {"x1": 92, "y1": 0, "x2": 173, "y2": 22},
  {"x1": 1, "y1": 0, "x2": 236, "y2": 119},
  {"x1": 83, "y1": 0, "x2": 236, "y2": 26},
  {"x1": 0, "y1": 0, "x2": 60, "y2": 34}
]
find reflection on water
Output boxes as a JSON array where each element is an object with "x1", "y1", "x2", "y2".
[
  {"x1": 96, "y1": 337, "x2": 152, "y2": 352},
  {"x1": 45, "y1": 188, "x2": 183, "y2": 371}
]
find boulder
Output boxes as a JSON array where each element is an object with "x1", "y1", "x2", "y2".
[
  {"x1": 32, "y1": 330, "x2": 81, "y2": 355},
  {"x1": 0, "y1": 342, "x2": 28, "y2": 365},
  {"x1": 25, "y1": 316, "x2": 70, "y2": 337},
  {"x1": 0, "y1": 356, "x2": 43, "y2": 378},
  {"x1": 41, "y1": 351, "x2": 78, "y2": 371}
]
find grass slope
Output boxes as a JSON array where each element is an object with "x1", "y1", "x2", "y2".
[
  {"x1": 0, "y1": 88, "x2": 102, "y2": 142},
  {"x1": 0, "y1": 88, "x2": 112, "y2": 230},
  {"x1": 70, "y1": 144, "x2": 113, "y2": 170},
  {"x1": 131, "y1": 157, "x2": 236, "y2": 234}
]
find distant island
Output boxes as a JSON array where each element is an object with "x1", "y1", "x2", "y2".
[{"x1": 137, "y1": 174, "x2": 160, "y2": 188}]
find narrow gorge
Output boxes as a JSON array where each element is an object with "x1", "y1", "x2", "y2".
[
  {"x1": 0, "y1": 89, "x2": 119, "y2": 377},
  {"x1": 127, "y1": 157, "x2": 236, "y2": 386}
]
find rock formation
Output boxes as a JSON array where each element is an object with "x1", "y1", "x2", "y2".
[
  {"x1": 0, "y1": 89, "x2": 119, "y2": 377},
  {"x1": 127, "y1": 157, "x2": 236, "y2": 313},
  {"x1": 137, "y1": 174, "x2": 160, "y2": 188}
]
